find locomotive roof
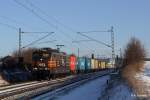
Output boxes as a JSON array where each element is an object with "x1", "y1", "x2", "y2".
[
  {"x1": 33, "y1": 48, "x2": 58, "y2": 52},
  {"x1": 33, "y1": 48, "x2": 67, "y2": 56}
]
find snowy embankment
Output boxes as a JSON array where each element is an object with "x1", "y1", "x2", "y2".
[
  {"x1": 134, "y1": 61, "x2": 150, "y2": 97},
  {"x1": 103, "y1": 61, "x2": 150, "y2": 100},
  {"x1": 33, "y1": 72, "x2": 137, "y2": 100},
  {"x1": 98, "y1": 75, "x2": 136, "y2": 100},
  {"x1": 55, "y1": 76, "x2": 109, "y2": 100},
  {"x1": 33, "y1": 76, "x2": 110, "y2": 100}
]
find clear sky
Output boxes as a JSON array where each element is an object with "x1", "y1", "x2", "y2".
[{"x1": 0, "y1": 0, "x2": 150, "y2": 57}]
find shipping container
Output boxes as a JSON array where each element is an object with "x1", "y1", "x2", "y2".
[
  {"x1": 101, "y1": 61, "x2": 106, "y2": 69},
  {"x1": 85, "y1": 58, "x2": 91, "y2": 70},
  {"x1": 94, "y1": 59, "x2": 98, "y2": 69},
  {"x1": 69, "y1": 55, "x2": 76, "y2": 73},
  {"x1": 106, "y1": 62, "x2": 112, "y2": 68},
  {"x1": 98, "y1": 60, "x2": 101, "y2": 69},
  {"x1": 77, "y1": 57, "x2": 86, "y2": 71},
  {"x1": 91, "y1": 59, "x2": 95, "y2": 69}
]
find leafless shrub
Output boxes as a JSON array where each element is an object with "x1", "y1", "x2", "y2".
[
  {"x1": 122, "y1": 37, "x2": 146, "y2": 71},
  {"x1": 122, "y1": 37, "x2": 147, "y2": 95}
]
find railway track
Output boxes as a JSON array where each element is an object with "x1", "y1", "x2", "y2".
[
  {"x1": 0, "y1": 75, "x2": 75, "y2": 100},
  {"x1": 0, "y1": 70, "x2": 114, "y2": 100},
  {"x1": 32, "y1": 71, "x2": 111, "y2": 100},
  {"x1": 0, "y1": 81, "x2": 38, "y2": 91}
]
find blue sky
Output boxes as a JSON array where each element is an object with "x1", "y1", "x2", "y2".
[{"x1": 0, "y1": 0, "x2": 150, "y2": 57}]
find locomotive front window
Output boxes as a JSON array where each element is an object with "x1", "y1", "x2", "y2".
[
  {"x1": 42, "y1": 53, "x2": 49, "y2": 58},
  {"x1": 32, "y1": 53, "x2": 42, "y2": 60},
  {"x1": 33, "y1": 52, "x2": 49, "y2": 61}
]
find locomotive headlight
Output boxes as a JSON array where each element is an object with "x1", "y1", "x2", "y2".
[{"x1": 40, "y1": 58, "x2": 43, "y2": 61}]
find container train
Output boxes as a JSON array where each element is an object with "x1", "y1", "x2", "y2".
[{"x1": 32, "y1": 48, "x2": 111, "y2": 79}]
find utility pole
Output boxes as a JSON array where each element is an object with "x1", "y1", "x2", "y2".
[
  {"x1": 78, "y1": 48, "x2": 79, "y2": 58},
  {"x1": 19, "y1": 28, "x2": 22, "y2": 57}
]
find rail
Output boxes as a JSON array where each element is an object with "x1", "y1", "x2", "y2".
[{"x1": 0, "y1": 70, "x2": 114, "y2": 100}]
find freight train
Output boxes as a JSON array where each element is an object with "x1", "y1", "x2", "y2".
[{"x1": 32, "y1": 48, "x2": 111, "y2": 79}]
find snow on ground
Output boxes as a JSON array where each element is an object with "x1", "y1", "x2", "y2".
[
  {"x1": 0, "y1": 75, "x2": 9, "y2": 86},
  {"x1": 34, "y1": 76, "x2": 110, "y2": 100},
  {"x1": 99, "y1": 78, "x2": 136, "y2": 100},
  {"x1": 134, "y1": 61, "x2": 150, "y2": 97},
  {"x1": 33, "y1": 73, "x2": 137, "y2": 100},
  {"x1": 54, "y1": 76, "x2": 109, "y2": 100},
  {"x1": 33, "y1": 74, "x2": 136, "y2": 100},
  {"x1": 143, "y1": 61, "x2": 150, "y2": 75}
]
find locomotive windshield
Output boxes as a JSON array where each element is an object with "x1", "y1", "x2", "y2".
[{"x1": 32, "y1": 51, "x2": 50, "y2": 61}]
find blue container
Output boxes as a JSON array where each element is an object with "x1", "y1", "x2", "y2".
[
  {"x1": 85, "y1": 58, "x2": 91, "y2": 70},
  {"x1": 77, "y1": 57, "x2": 86, "y2": 70}
]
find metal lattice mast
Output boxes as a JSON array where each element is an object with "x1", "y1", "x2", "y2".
[
  {"x1": 111, "y1": 26, "x2": 115, "y2": 68},
  {"x1": 76, "y1": 26, "x2": 115, "y2": 67}
]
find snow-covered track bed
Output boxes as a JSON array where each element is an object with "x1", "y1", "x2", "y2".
[
  {"x1": 0, "y1": 70, "x2": 113, "y2": 100},
  {"x1": 0, "y1": 81, "x2": 38, "y2": 91},
  {"x1": 0, "y1": 76, "x2": 75, "y2": 100},
  {"x1": 31, "y1": 71, "x2": 113, "y2": 100}
]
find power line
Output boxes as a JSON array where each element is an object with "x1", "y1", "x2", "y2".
[
  {"x1": 25, "y1": 0, "x2": 76, "y2": 33},
  {"x1": 13, "y1": 0, "x2": 73, "y2": 48},
  {"x1": 36, "y1": 40, "x2": 56, "y2": 45},
  {"x1": 78, "y1": 30, "x2": 110, "y2": 33},
  {"x1": 13, "y1": 0, "x2": 57, "y2": 29},
  {"x1": 14, "y1": 0, "x2": 75, "y2": 45},
  {"x1": 23, "y1": 0, "x2": 79, "y2": 44},
  {"x1": 77, "y1": 27, "x2": 115, "y2": 68},
  {"x1": 0, "y1": 16, "x2": 20, "y2": 25},
  {"x1": 77, "y1": 32, "x2": 111, "y2": 48},
  {"x1": 21, "y1": 31, "x2": 54, "y2": 34},
  {"x1": 22, "y1": 32, "x2": 54, "y2": 48},
  {"x1": 14, "y1": 0, "x2": 104, "y2": 56},
  {"x1": 0, "y1": 15, "x2": 44, "y2": 31},
  {"x1": 72, "y1": 39, "x2": 93, "y2": 43},
  {"x1": 0, "y1": 22, "x2": 18, "y2": 30}
]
